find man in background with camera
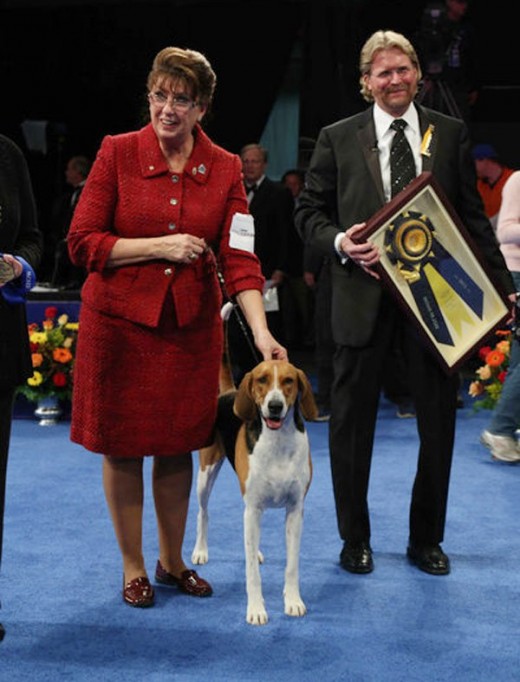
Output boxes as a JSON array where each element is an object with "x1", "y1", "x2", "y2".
[{"x1": 415, "y1": 0, "x2": 479, "y2": 122}]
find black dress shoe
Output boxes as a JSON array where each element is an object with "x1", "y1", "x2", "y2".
[
  {"x1": 0, "y1": 622, "x2": 5, "y2": 642},
  {"x1": 407, "y1": 544, "x2": 450, "y2": 575},
  {"x1": 340, "y1": 541, "x2": 374, "y2": 573}
]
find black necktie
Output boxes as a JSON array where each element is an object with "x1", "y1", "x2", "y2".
[{"x1": 390, "y1": 119, "x2": 416, "y2": 198}]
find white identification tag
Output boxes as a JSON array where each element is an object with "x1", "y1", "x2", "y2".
[
  {"x1": 262, "y1": 280, "x2": 279, "y2": 312},
  {"x1": 229, "y1": 213, "x2": 255, "y2": 253}
]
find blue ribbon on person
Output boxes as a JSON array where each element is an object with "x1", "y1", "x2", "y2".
[
  {"x1": 384, "y1": 211, "x2": 484, "y2": 346},
  {"x1": 0, "y1": 253, "x2": 37, "y2": 304}
]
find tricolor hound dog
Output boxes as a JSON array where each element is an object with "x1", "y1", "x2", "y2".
[{"x1": 191, "y1": 349, "x2": 318, "y2": 625}]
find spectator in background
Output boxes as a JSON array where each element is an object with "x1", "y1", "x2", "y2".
[
  {"x1": 473, "y1": 144, "x2": 514, "y2": 230},
  {"x1": 49, "y1": 155, "x2": 92, "y2": 289},
  {"x1": 415, "y1": 0, "x2": 479, "y2": 122},
  {"x1": 304, "y1": 245, "x2": 334, "y2": 421},
  {"x1": 0, "y1": 133, "x2": 42, "y2": 640},
  {"x1": 480, "y1": 170, "x2": 520, "y2": 463},
  {"x1": 240, "y1": 143, "x2": 293, "y2": 345},
  {"x1": 281, "y1": 168, "x2": 315, "y2": 350}
]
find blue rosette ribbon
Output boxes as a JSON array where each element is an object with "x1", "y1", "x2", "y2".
[{"x1": 384, "y1": 211, "x2": 483, "y2": 346}]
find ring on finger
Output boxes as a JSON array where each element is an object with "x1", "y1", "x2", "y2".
[{"x1": 188, "y1": 252, "x2": 197, "y2": 260}]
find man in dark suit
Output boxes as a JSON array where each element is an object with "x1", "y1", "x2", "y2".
[
  {"x1": 295, "y1": 30, "x2": 515, "y2": 576},
  {"x1": 0, "y1": 134, "x2": 42, "y2": 641},
  {"x1": 49, "y1": 155, "x2": 91, "y2": 288},
  {"x1": 239, "y1": 143, "x2": 293, "y2": 348}
]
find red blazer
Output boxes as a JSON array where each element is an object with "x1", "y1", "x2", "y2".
[{"x1": 68, "y1": 123, "x2": 263, "y2": 328}]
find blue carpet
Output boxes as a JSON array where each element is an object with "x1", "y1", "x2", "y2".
[{"x1": 1, "y1": 398, "x2": 520, "y2": 681}]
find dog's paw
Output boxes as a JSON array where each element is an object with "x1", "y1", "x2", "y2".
[
  {"x1": 246, "y1": 602, "x2": 269, "y2": 626},
  {"x1": 284, "y1": 594, "x2": 307, "y2": 618},
  {"x1": 191, "y1": 547, "x2": 209, "y2": 565}
]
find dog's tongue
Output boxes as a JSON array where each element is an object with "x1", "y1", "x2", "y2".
[{"x1": 265, "y1": 418, "x2": 283, "y2": 430}]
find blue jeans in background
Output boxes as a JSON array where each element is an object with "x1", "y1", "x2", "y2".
[{"x1": 487, "y1": 271, "x2": 520, "y2": 438}]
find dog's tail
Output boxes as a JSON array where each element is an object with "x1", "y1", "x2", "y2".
[{"x1": 219, "y1": 302, "x2": 236, "y2": 394}]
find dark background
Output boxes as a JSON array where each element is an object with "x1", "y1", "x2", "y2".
[{"x1": 1, "y1": 0, "x2": 518, "y2": 232}]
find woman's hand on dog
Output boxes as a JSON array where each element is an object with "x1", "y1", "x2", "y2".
[{"x1": 255, "y1": 328, "x2": 288, "y2": 362}]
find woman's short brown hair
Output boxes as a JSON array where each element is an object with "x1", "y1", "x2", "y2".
[{"x1": 147, "y1": 46, "x2": 217, "y2": 109}]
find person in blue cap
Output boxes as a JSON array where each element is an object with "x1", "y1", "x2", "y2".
[
  {"x1": 473, "y1": 143, "x2": 514, "y2": 229},
  {"x1": 0, "y1": 133, "x2": 42, "y2": 641}
]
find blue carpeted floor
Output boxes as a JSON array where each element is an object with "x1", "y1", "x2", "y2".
[{"x1": 1, "y1": 397, "x2": 520, "y2": 681}]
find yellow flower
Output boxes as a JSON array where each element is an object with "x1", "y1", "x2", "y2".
[
  {"x1": 27, "y1": 371, "x2": 43, "y2": 386},
  {"x1": 29, "y1": 331, "x2": 47, "y2": 344},
  {"x1": 58, "y1": 314, "x2": 69, "y2": 326}
]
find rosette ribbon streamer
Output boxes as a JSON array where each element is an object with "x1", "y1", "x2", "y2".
[{"x1": 384, "y1": 211, "x2": 484, "y2": 346}]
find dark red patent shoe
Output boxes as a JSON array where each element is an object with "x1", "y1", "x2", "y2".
[
  {"x1": 122, "y1": 576, "x2": 155, "y2": 607},
  {"x1": 155, "y1": 560, "x2": 213, "y2": 597}
]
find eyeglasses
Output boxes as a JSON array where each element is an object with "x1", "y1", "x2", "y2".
[{"x1": 148, "y1": 90, "x2": 197, "y2": 112}]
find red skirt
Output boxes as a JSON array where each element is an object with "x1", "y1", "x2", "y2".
[{"x1": 70, "y1": 296, "x2": 222, "y2": 457}]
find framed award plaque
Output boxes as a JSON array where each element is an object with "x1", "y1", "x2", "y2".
[{"x1": 352, "y1": 172, "x2": 510, "y2": 374}]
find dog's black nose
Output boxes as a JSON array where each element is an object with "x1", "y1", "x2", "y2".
[{"x1": 268, "y1": 399, "x2": 284, "y2": 417}]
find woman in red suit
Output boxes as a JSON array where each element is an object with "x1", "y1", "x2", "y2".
[{"x1": 68, "y1": 47, "x2": 286, "y2": 608}]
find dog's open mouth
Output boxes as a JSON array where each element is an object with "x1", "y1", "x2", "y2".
[{"x1": 265, "y1": 416, "x2": 284, "y2": 430}]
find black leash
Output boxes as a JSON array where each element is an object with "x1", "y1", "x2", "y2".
[{"x1": 217, "y1": 270, "x2": 261, "y2": 365}]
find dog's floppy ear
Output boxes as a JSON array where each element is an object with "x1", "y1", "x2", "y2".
[
  {"x1": 234, "y1": 371, "x2": 258, "y2": 422},
  {"x1": 297, "y1": 369, "x2": 319, "y2": 421}
]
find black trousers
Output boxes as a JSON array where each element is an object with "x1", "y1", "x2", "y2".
[
  {"x1": 329, "y1": 295, "x2": 459, "y2": 547},
  {"x1": 0, "y1": 388, "x2": 15, "y2": 567}
]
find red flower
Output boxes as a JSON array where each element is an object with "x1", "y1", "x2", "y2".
[
  {"x1": 478, "y1": 346, "x2": 492, "y2": 361},
  {"x1": 498, "y1": 371, "x2": 508, "y2": 383},
  {"x1": 45, "y1": 306, "x2": 58, "y2": 319},
  {"x1": 52, "y1": 373, "x2": 67, "y2": 387}
]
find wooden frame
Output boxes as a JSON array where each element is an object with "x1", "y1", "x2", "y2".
[{"x1": 353, "y1": 172, "x2": 510, "y2": 374}]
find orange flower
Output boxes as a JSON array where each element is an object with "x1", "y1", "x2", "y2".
[
  {"x1": 31, "y1": 352, "x2": 44, "y2": 368},
  {"x1": 485, "y1": 350, "x2": 505, "y2": 367},
  {"x1": 43, "y1": 319, "x2": 53, "y2": 331},
  {"x1": 53, "y1": 348, "x2": 73, "y2": 363}
]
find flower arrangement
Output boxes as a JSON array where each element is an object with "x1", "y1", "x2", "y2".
[
  {"x1": 468, "y1": 330, "x2": 512, "y2": 410},
  {"x1": 17, "y1": 306, "x2": 79, "y2": 404}
]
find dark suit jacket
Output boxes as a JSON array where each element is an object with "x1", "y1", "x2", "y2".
[
  {"x1": 295, "y1": 104, "x2": 514, "y2": 347},
  {"x1": 0, "y1": 135, "x2": 42, "y2": 389},
  {"x1": 249, "y1": 177, "x2": 293, "y2": 279}
]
